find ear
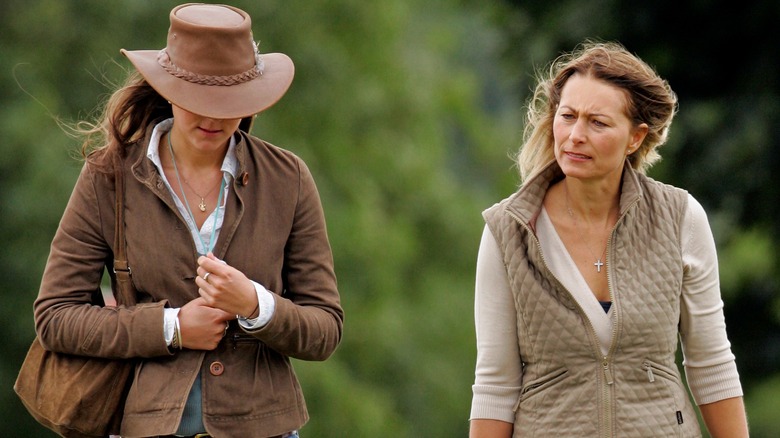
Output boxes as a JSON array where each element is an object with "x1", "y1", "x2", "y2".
[{"x1": 629, "y1": 123, "x2": 649, "y2": 153}]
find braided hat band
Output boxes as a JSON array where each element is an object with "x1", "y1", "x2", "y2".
[
  {"x1": 156, "y1": 41, "x2": 265, "y2": 86},
  {"x1": 121, "y1": 3, "x2": 294, "y2": 119}
]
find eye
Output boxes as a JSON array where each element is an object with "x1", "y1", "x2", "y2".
[
  {"x1": 592, "y1": 119, "x2": 608, "y2": 128},
  {"x1": 559, "y1": 112, "x2": 575, "y2": 121}
]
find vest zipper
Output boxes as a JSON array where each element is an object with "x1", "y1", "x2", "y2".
[
  {"x1": 602, "y1": 359, "x2": 614, "y2": 384},
  {"x1": 644, "y1": 363, "x2": 655, "y2": 382},
  {"x1": 508, "y1": 210, "x2": 615, "y2": 436},
  {"x1": 643, "y1": 360, "x2": 686, "y2": 437},
  {"x1": 598, "y1": 196, "x2": 638, "y2": 437},
  {"x1": 601, "y1": 231, "x2": 617, "y2": 438},
  {"x1": 506, "y1": 212, "x2": 605, "y2": 357},
  {"x1": 506, "y1": 193, "x2": 638, "y2": 438}
]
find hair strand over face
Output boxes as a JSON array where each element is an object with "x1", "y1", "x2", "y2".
[{"x1": 74, "y1": 71, "x2": 172, "y2": 173}]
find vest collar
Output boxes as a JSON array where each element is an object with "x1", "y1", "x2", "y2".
[{"x1": 503, "y1": 159, "x2": 644, "y2": 229}]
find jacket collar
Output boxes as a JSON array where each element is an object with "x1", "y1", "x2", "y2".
[{"x1": 503, "y1": 159, "x2": 644, "y2": 228}]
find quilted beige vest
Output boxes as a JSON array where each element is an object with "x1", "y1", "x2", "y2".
[{"x1": 484, "y1": 162, "x2": 701, "y2": 438}]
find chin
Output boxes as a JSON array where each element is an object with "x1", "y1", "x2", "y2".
[{"x1": 558, "y1": 161, "x2": 590, "y2": 177}]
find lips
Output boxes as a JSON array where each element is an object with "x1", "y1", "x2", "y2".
[{"x1": 565, "y1": 151, "x2": 591, "y2": 160}]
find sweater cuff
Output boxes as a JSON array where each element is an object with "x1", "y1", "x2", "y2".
[
  {"x1": 470, "y1": 384, "x2": 521, "y2": 423},
  {"x1": 685, "y1": 361, "x2": 744, "y2": 405}
]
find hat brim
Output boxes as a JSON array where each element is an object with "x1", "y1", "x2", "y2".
[{"x1": 121, "y1": 49, "x2": 294, "y2": 119}]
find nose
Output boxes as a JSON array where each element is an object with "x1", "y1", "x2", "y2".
[{"x1": 569, "y1": 118, "x2": 587, "y2": 144}]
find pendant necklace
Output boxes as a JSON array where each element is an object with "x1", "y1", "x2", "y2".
[
  {"x1": 181, "y1": 175, "x2": 222, "y2": 212},
  {"x1": 564, "y1": 182, "x2": 609, "y2": 273},
  {"x1": 167, "y1": 132, "x2": 226, "y2": 254}
]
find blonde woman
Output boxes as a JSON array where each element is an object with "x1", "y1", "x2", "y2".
[{"x1": 469, "y1": 41, "x2": 747, "y2": 437}]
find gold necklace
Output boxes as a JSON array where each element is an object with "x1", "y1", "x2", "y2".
[
  {"x1": 564, "y1": 182, "x2": 609, "y2": 273},
  {"x1": 167, "y1": 132, "x2": 225, "y2": 255},
  {"x1": 181, "y1": 175, "x2": 222, "y2": 212},
  {"x1": 166, "y1": 134, "x2": 222, "y2": 212}
]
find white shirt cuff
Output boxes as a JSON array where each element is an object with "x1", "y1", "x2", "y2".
[
  {"x1": 163, "y1": 307, "x2": 181, "y2": 346},
  {"x1": 237, "y1": 281, "x2": 275, "y2": 329}
]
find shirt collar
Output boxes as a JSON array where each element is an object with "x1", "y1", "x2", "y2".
[{"x1": 147, "y1": 118, "x2": 238, "y2": 179}]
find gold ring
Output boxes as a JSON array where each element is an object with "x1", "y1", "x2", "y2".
[{"x1": 203, "y1": 272, "x2": 211, "y2": 282}]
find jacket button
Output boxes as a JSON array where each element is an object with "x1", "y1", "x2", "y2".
[
  {"x1": 240, "y1": 172, "x2": 249, "y2": 186},
  {"x1": 209, "y1": 361, "x2": 224, "y2": 376}
]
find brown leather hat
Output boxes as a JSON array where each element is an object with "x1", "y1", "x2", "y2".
[{"x1": 121, "y1": 3, "x2": 294, "y2": 119}]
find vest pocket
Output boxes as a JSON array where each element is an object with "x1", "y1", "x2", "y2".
[
  {"x1": 641, "y1": 359, "x2": 681, "y2": 404},
  {"x1": 641, "y1": 359, "x2": 689, "y2": 436},
  {"x1": 520, "y1": 367, "x2": 569, "y2": 402},
  {"x1": 641, "y1": 359, "x2": 678, "y2": 384}
]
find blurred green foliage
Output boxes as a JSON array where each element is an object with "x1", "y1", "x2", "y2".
[{"x1": 2, "y1": 0, "x2": 777, "y2": 436}]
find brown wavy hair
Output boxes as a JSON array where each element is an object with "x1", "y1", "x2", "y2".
[{"x1": 74, "y1": 70, "x2": 171, "y2": 172}]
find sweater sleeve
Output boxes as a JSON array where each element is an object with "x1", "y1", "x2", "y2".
[
  {"x1": 679, "y1": 194, "x2": 744, "y2": 405},
  {"x1": 470, "y1": 225, "x2": 522, "y2": 422}
]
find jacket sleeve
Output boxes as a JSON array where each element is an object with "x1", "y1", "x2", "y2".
[
  {"x1": 249, "y1": 158, "x2": 343, "y2": 361},
  {"x1": 34, "y1": 163, "x2": 170, "y2": 359}
]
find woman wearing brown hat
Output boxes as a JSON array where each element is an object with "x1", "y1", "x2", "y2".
[{"x1": 32, "y1": 4, "x2": 343, "y2": 437}]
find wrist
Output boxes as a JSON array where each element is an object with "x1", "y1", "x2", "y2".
[{"x1": 241, "y1": 302, "x2": 259, "y2": 319}]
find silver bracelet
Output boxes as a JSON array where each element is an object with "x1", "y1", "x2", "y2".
[{"x1": 173, "y1": 316, "x2": 183, "y2": 350}]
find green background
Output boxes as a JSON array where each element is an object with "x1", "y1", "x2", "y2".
[{"x1": 2, "y1": 0, "x2": 778, "y2": 436}]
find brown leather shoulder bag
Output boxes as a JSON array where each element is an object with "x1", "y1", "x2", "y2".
[{"x1": 15, "y1": 155, "x2": 136, "y2": 437}]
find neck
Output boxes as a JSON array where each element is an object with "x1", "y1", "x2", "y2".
[
  {"x1": 164, "y1": 131, "x2": 227, "y2": 171},
  {"x1": 563, "y1": 177, "x2": 620, "y2": 226}
]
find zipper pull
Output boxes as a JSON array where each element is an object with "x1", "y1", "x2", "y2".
[
  {"x1": 602, "y1": 359, "x2": 614, "y2": 385},
  {"x1": 644, "y1": 363, "x2": 655, "y2": 382}
]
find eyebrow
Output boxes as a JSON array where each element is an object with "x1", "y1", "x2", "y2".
[{"x1": 558, "y1": 105, "x2": 613, "y2": 120}]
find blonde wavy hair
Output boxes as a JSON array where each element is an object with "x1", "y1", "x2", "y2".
[{"x1": 516, "y1": 40, "x2": 678, "y2": 181}]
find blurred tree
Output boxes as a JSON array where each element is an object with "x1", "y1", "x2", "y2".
[{"x1": 2, "y1": 0, "x2": 777, "y2": 436}]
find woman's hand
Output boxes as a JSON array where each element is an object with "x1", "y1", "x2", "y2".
[
  {"x1": 177, "y1": 297, "x2": 234, "y2": 350},
  {"x1": 196, "y1": 252, "x2": 260, "y2": 319}
]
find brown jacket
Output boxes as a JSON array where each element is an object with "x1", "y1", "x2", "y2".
[{"x1": 34, "y1": 127, "x2": 343, "y2": 437}]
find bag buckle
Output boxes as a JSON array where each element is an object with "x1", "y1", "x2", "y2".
[{"x1": 113, "y1": 265, "x2": 131, "y2": 275}]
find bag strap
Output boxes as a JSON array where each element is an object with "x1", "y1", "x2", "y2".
[{"x1": 112, "y1": 154, "x2": 137, "y2": 307}]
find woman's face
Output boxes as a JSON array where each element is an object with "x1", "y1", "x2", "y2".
[
  {"x1": 552, "y1": 74, "x2": 647, "y2": 185},
  {"x1": 170, "y1": 104, "x2": 242, "y2": 154}
]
